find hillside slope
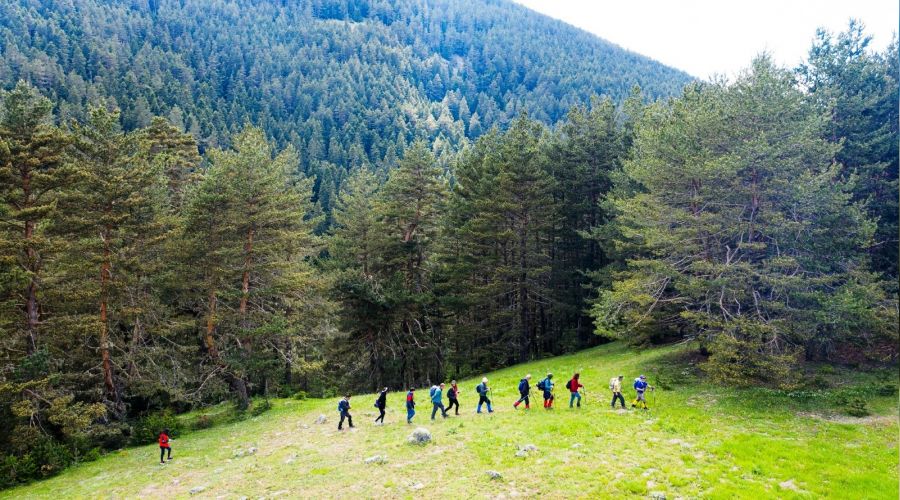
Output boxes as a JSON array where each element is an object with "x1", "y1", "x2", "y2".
[
  {"x1": 4, "y1": 343, "x2": 897, "y2": 499},
  {"x1": 0, "y1": 0, "x2": 692, "y2": 159}
]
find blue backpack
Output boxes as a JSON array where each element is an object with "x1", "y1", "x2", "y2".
[
  {"x1": 518, "y1": 379, "x2": 528, "y2": 393},
  {"x1": 536, "y1": 378, "x2": 548, "y2": 391}
]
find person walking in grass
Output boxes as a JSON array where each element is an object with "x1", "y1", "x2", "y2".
[
  {"x1": 476, "y1": 377, "x2": 493, "y2": 413},
  {"x1": 567, "y1": 372, "x2": 584, "y2": 408},
  {"x1": 158, "y1": 428, "x2": 172, "y2": 464},
  {"x1": 610, "y1": 375, "x2": 626, "y2": 409},
  {"x1": 431, "y1": 383, "x2": 449, "y2": 420},
  {"x1": 338, "y1": 394, "x2": 354, "y2": 430},
  {"x1": 514, "y1": 374, "x2": 532, "y2": 409},
  {"x1": 632, "y1": 375, "x2": 653, "y2": 410},
  {"x1": 406, "y1": 388, "x2": 416, "y2": 424},
  {"x1": 537, "y1": 373, "x2": 555, "y2": 409},
  {"x1": 374, "y1": 387, "x2": 388, "y2": 424},
  {"x1": 446, "y1": 380, "x2": 461, "y2": 415}
]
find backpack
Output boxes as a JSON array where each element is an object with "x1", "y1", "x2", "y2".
[
  {"x1": 566, "y1": 379, "x2": 574, "y2": 391},
  {"x1": 476, "y1": 383, "x2": 485, "y2": 395},
  {"x1": 609, "y1": 377, "x2": 617, "y2": 391},
  {"x1": 536, "y1": 379, "x2": 547, "y2": 391},
  {"x1": 429, "y1": 385, "x2": 438, "y2": 398},
  {"x1": 518, "y1": 379, "x2": 528, "y2": 393}
]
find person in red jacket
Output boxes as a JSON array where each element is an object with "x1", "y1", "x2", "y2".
[
  {"x1": 159, "y1": 428, "x2": 172, "y2": 464},
  {"x1": 567, "y1": 372, "x2": 584, "y2": 408}
]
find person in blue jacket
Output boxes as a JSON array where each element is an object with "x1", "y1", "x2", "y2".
[
  {"x1": 430, "y1": 383, "x2": 448, "y2": 420},
  {"x1": 475, "y1": 377, "x2": 493, "y2": 413},
  {"x1": 632, "y1": 375, "x2": 653, "y2": 410},
  {"x1": 538, "y1": 373, "x2": 554, "y2": 409},
  {"x1": 514, "y1": 374, "x2": 532, "y2": 409}
]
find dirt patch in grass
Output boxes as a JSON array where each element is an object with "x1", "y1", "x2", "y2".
[{"x1": 798, "y1": 412, "x2": 897, "y2": 426}]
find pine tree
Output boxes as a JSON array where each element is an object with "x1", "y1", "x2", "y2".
[
  {"x1": 55, "y1": 107, "x2": 165, "y2": 406},
  {"x1": 183, "y1": 127, "x2": 322, "y2": 408},
  {"x1": 594, "y1": 58, "x2": 895, "y2": 383},
  {"x1": 798, "y1": 22, "x2": 899, "y2": 280},
  {"x1": 0, "y1": 81, "x2": 72, "y2": 355}
]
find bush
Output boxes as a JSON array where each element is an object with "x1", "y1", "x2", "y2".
[
  {"x1": 292, "y1": 391, "x2": 308, "y2": 400},
  {"x1": 249, "y1": 400, "x2": 272, "y2": 417},
  {"x1": 131, "y1": 411, "x2": 181, "y2": 446},
  {"x1": 192, "y1": 414, "x2": 213, "y2": 430},
  {"x1": 876, "y1": 383, "x2": 897, "y2": 397},
  {"x1": 843, "y1": 397, "x2": 870, "y2": 417}
]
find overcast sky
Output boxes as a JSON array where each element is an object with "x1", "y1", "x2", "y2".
[{"x1": 514, "y1": 0, "x2": 898, "y2": 79}]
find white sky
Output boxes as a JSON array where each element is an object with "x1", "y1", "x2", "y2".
[{"x1": 514, "y1": 0, "x2": 899, "y2": 79}]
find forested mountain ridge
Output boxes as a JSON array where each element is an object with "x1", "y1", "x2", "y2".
[{"x1": 0, "y1": 0, "x2": 692, "y2": 164}]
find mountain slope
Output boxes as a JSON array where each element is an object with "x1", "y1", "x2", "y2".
[
  {"x1": 0, "y1": 0, "x2": 692, "y2": 163},
  {"x1": 4, "y1": 343, "x2": 896, "y2": 499}
]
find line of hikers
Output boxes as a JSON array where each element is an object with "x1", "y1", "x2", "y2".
[
  {"x1": 334, "y1": 372, "x2": 655, "y2": 429},
  {"x1": 155, "y1": 373, "x2": 657, "y2": 461}
]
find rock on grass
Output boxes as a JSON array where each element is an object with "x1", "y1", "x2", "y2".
[
  {"x1": 365, "y1": 455, "x2": 387, "y2": 464},
  {"x1": 189, "y1": 486, "x2": 206, "y2": 495},
  {"x1": 408, "y1": 427, "x2": 432, "y2": 445},
  {"x1": 315, "y1": 414, "x2": 328, "y2": 424},
  {"x1": 486, "y1": 470, "x2": 502, "y2": 480}
]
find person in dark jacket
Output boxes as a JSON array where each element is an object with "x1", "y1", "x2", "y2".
[
  {"x1": 476, "y1": 377, "x2": 493, "y2": 413},
  {"x1": 514, "y1": 374, "x2": 532, "y2": 409},
  {"x1": 374, "y1": 387, "x2": 388, "y2": 424},
  {"x1": 338, "y1": 394, "x2": 354, "y2": 430},
  {"x1": 406, "y1": 388, "x2": 416, "y2": 424},
  {"x1": 446, "y1": 380, "x2": 461, "y2": 415}
]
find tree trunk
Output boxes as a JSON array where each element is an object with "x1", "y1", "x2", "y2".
[
  {"x1": 204, "y1": 288, "x2": 250, "y2": 410},
  {"x1": 239, "y1": 227, "x2": 254, "y2": 350},
  {"x1": 99, "y1": 227, "x2": 116, "y2": 400},
  {"x1": 24, "y1": 219, "x2": 39, "y2": 355}
]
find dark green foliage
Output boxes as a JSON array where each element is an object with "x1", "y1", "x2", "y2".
[
  {"x1": 0, "y1": 0, "x2": 692, "y2": 228},
  {"x1": 592, "y1": 55, "x2": 898, "y2": 384}
]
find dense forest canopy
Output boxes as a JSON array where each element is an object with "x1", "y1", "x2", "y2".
[
  {"x1": 0, "y1": 0, "x2": 692, "y2": 221},
  {"x1": 0, "y1": 1, "x2": 896, "y2": 489}
]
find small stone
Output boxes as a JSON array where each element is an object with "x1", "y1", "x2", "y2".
[
  {"x1": 172, "y1": 479, "x2": 180, "y2": 486},
  {"x1": 301, "y1": 424, "x2": 309, "y2": 429},
  {"x1": 189, "y1": 486, "x2": 206, "y2": 495},
  {"x1": 315, "y1": 414, "x2": 328, "y2": 424},
  {"x1": 515, "y1": 450, "x2": 528, "y2": 458},
  {"x1": 365, "y1": 455, "x2": 387, "y2": 464},
  {"x1": 411, "y1": 483, "x2": 425, "y2": 490},
  {"x1": 779, "y1": 479, "x2": 799, "y2": 491},
  {"x1": 649, "y1": 492, "x2": 666, "y2": 500},
  {"x1": 247, "y1": 447, "x2": 258, "y2": 455},
  {"x1": 571, "y1": 443, "x2": 583, "y2": 449},
  {"x1": 646, "y1": 480, "x2": 656, "y2": 489},
  {"x1": 486, "y1": 470, "x2": 502, "y2": 480},
  {"x1": 642, "y1": 468, "x2": 657, "y2": 477},
  {"x1": 519, "y1": 444, "x2": 538, "y2": 452},
  {"x1": 615, "y1": 472, "x2": 625, "y2": 479}
]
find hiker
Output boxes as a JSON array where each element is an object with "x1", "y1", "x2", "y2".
[
  {"x1": 406, "y1": 388, "x2": 416, "y2": 424},
  {"x1": 476, "y1": 377, "x2": 493, "y2": 413},
  {"x1": 632, "y1": 375, "x2": 653, "y2": 410},
  {"x1": 374, "y1": 387, "x2": 388, "y2": 424},
  {"x1": 338, "y1": 394, "x2": 354, "y2": 430},
  {"x1": 610, "y1": 375, "x2": 625, "y2": 409},
  {"x1": 514, "y1": 374, "x2": 532, "y2": 409},
  {"x1": 158, "y1": 428, "x2": 172, "y2": 464},
  {"x1": 430, "y1": 383, "x2": 448, "y2": 420},
  {"x1": 537, "y1": 373, "x2": 554, "y2": 409},
  {"x1": 567, "y1": 372, "x2": 584, "y2": 408},
  {"x1": 446, "y1": 380, "x2": 461, "y2": 415}
]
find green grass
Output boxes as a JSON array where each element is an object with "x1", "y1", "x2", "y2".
[{"x1": 4, "y1": 342, "x2": 897, "y2": 499}]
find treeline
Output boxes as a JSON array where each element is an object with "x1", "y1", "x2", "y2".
[
  {"x1": 0, "y1": 0, "x2": 692, "y2": 227},
  {"x1": 0, "y1": 23, "x2": 897, "y2": 486}
]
